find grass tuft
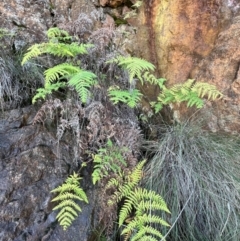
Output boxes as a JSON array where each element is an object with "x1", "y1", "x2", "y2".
[{"x1": 143, "y1": 120, "x2": 240, "y2": 241}]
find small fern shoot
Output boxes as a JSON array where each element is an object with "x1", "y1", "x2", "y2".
[
  {"x1": 92, "y1": 139, "x2": 127, "y2": 185},
  {"x1": 51, "y1": 172, "x2": 88, "y2": 230},
  {"x1": 32, "y1": 82, "x2": 66, "y2": 104},
  {"x1": 108, "y1": 86, "x2": 142, "y2": 108}
]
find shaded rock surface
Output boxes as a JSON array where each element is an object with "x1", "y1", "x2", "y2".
[{"x1": 0, "y1": 106, "x2": 96, "y2": 241}]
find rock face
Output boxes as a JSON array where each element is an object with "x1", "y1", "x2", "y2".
[
  {"x1": 128, "y1": 0, "x2": 240, "y2": 133},
  {"x1": 0, "y1": 106, "x2": 96, "y2": 241}
]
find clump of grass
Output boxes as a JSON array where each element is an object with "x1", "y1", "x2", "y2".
[
  {"x1": 0, "y1": 53, "x2": 44, "y2": 110},
  {"x1": 143, "y1": 120, "x2": 240, "y2": 241}
]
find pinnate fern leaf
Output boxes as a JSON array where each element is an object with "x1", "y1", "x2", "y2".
[
  {"x1": 47, "y1": 27, "x2": 71, "y2": 42},
  {"x1": 108, "y1": 87, "x2": 142, "y2": 108},
  {"x1": 32, "y1": 82, "x2": 66, "y2": 104},
  {"x1": 51, "y1": 172, "x2": 88, "y2": 230},
  {"x1": 155, "y1": 79, "x2": 222, "y2": 112},
  {"x1": 68, "y1": 70, "x2": 97, "y2": 103},
  {"x1": 44, "y1": 63, "x2": 81, "y2": 86},
  {"x1": 105, "y1": 159, "x2": 170, "y2": 241},
  {"x1": 108, "y1": 56, "x2": 155, "y2": 83},
  {"x1": 92, "y1": 139, "x2": 127, "y2": 185}
]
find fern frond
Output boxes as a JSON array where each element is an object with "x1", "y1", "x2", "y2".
[
  {"x1": 21, "y1": 44, "x2": 45, "y2": 65},
  {"x1": 119, "y1": 198, "x2": 135, "y2": 226},
  {"x1": 131, "y1": 225, "x2": 165, "y2": 240},
  {"x1": 44, "y1": 63, "x2": 81, "y2": 86},
  {"x1": 32, "y1": 82, "x2": 66, "y2": 104},
  {"x1": 134, "y1": 188, "x2": 170, "y2": 213},
  {"x1": 108, "y1": 87, "x2": 142, "y2": 108},
  {"x1": 53, "y1": 199, "x2": 82, "y2": 212},
  {"x1": 92, "y1": 140, "x2": 127, "y2": 184},
  {"x1": 51, "y1": 172, "x2": 88, "y2": 230},
  {"x1": 108, "y1": 56, "x2": 155, "y2": 83},
  {"x1": 47, "y1": 27, "x2": 72, "y2": 42},
  {"x1": 56, "y1": 206, "x2": 78, "y2": 219},
  {"x1": 21, "y1": 42, "x2": 77, "y2": 64},
  {"x1": 155, "y1": 79, "x2": 223, "y2": 112},
  {"x1": 128, "y1": 160, "x2": 146, "y2": 185},
  {"x1": 51, "y1": 192, "x2": 86, "y2": 202},
  {"x1": 68, "y1": 70, "x2": 97, "y2": 103},
  {"x1": 191, "y1": 82, "x2": 223, "y2": 100}
]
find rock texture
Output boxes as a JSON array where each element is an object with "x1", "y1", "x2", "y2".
[
  {"x1": 0, "y1": 106, "x2": 96, "y2": 241},
  {"x1": 126, "y1": 0, "x2": 240, "y2": 132}
]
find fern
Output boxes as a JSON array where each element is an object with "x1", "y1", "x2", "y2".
[
  {"x1": 47, "y1": 27, "x2": 72, "y2": 42},
  {"x1": 32, "y1": 82, "x2": 66, "y2": 104},
  {"x1": 51, "y1": 172, "x2": 88, "y2": 230},
  {"x1": 21, "y1": 27, "x2": 97, "y2": 103},
  {"x1": 106, "y1": 160, "x2": 170, "y2": 241},
  {"x1": 44, "y1": 63, "x2": 81, "y2": 87},
  {"x1": 68, "y1": 70, "x2": 97, "y2": 103},
  {"x1": 92, "y1": 139, "x2": 127, "y2": 185},
  {"x1": 21, "y1": 27, "x2": 93, "y2": 65},
  {"x1": 107, "y1": 160, "x2": 146, "y2": 205},
  {"x1": 108, "y1": 56, "x2": 155, "y2": 84},
  {"x1": 108, "y1": 86, "x2": 142, "y2": 108},
  {"x1": 154, "y1": 79, "x2": 223, "y2": 112}
]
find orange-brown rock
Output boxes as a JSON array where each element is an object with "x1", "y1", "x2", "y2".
[{"x1": 126, "y1": 0, "x2": 240, "y2": 133}]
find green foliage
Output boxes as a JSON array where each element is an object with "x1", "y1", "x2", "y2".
[
  {"x1": 21, "y1": 28, "x2": 92, "y2": 65},
  {"x1": 152, "y1": 79, "x2": 223, "y2": 112},
  {"x1": 51, "y1": 172, "x2": 88, "y2": 230},
  {"x1": 106, "y1": 160, "x2": 170, "y2": 241},
  {"x1": 44, "y1": 63, "x2": 81, "y2": 86},
  {"x1": 108, "y1": 56, "x2": 155, "y2": 84},
  {"x1": 109, "y1": 56, "x2": 222, "y2": 111},
  {"x1": 32, "y1": 82, "x2": 66, "y2": 104},
  {"x1": 21, "y1": 27, "x2": 96, "y2": 103},
  {"x1": 108, "y1": 86, "x2": 142, "y2": 108},
  {"x1": 92, "y1": 139, "x2": 127, "y2": 185},
  {"x1": 68, "y1": 70, "x2": 97, "y2": 103}
]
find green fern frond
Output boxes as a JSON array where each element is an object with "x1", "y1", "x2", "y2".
[
  {"x1": 32, "y1": 82, "x2": 66, "y2": 104},
  {"x1": 47, "y1": 27, "x2": 71, "y2": 42},
  {"x1": 51, "y1": 172, "x2": 88, "y2": 230},
  {"x1": 68, "y1": 70, "x2": 97, "y2": 103},
  {"x1": 21, "y1": 44, "x2": 45, "y2": 65},
  {"x1": 44, "y1": 63, "x2": 81, "y2": 86},
  {"x1": 56, "y1": 206, "x2": 78, "y2": 219},
  {"x1": 21, "y1": 27, "x2": 93, "y2": 65},
  {"x1": 128, "y1": 160, "x2": 145, "y2": 185},
  {"x1": 92, "y1": 140, "x2": 127, "y2": 184},
  {"x1": 51, "y1": 192, "x2": 86, "y2": 202},
  {"x1": 108, "y1": 56, "x2": 155, "y2": 83},
  {"x1": 108, "y1": 87, "x2": 142, "y2": 108},
  {"x1": 155, "y1": 79, "x2": 223, "y2": 112},
  {"x1": 191, "y1": 82, "x2": 223, "y2": 100}
]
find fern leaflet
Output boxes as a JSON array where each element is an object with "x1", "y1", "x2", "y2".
[{"x1": 51, "y1": 172, "x2": 88, "y2": 230}]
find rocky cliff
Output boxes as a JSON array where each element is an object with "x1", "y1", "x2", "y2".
[{"x1": 0, "y1": 0, "x2": 240, "y2": 240}]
